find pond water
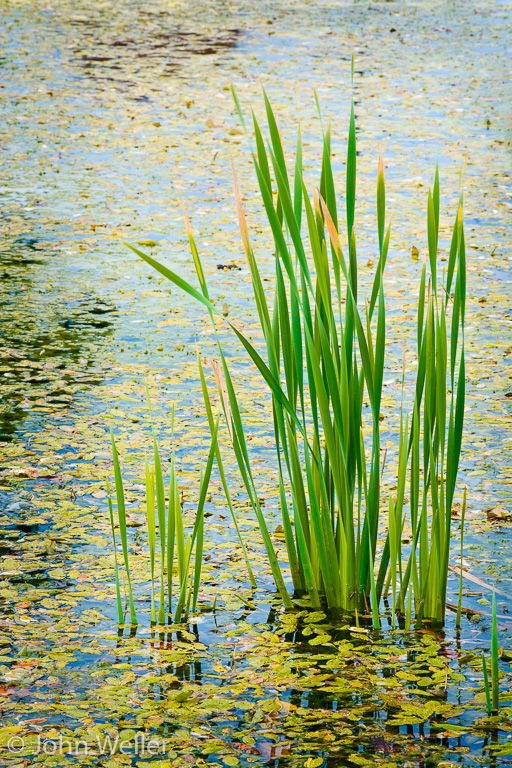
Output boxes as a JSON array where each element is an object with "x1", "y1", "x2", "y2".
[{"x1": 1, "y1": 0, "x2": 512, "y2": 765}]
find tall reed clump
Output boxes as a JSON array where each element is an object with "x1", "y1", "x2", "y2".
[
  {"x1": 124, "y1": 72, "x2": 466, "y2": 624},
  {"x1": 107, "y1": 412, "x2": 222, "y2": 624}
]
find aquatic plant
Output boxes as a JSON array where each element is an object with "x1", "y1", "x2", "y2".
[
  {"x1": 456, "y1": 489, "x2": 467, "y2": 629},
  {"x1": 125, "y1": 75, "x2": 466, "y2": 623},
  {"x1": 482, "y1": 649, "x2": 492, "y2": 717},
  {"x1": 108, "y1": 417, "x2": 220, "y2": 624},
  {"x1": 482, "y1": 590, "x2": 500, "y2": 716},
  {"x1": 491, "y1": 588, "x2": 500, "y2": 713},
  {"x1": 109, "y1": 429, "x2": 137, "y2": 624},
  {"x1": 106, "y1": 476, "x2": 124, "y2": 625}
]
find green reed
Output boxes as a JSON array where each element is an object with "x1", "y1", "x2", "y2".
[
  {"x1": 109, "y1": 429, "x2": 137, "y2": 624},
  {"x1": 456, "y1": 489, "x2": 467, "y2": 629},
  {"x1": 482, "y1": 651, "x2": 492, "y2": 716},
  {"x1": 108, "y1": 415, "x2": 220, "y2": 624},
  {"x1": 124, "y1": 74, "x2": 466, "y2": 623},
  {"x1": 106, "y1": 477, "x2": 124, "y2": 624},
  {"x1": 482, "y1": 590, "x2": 500, "y2": 716},
  {"x1": 491, "y1": 588, "x2": 500, "y2": 713}
]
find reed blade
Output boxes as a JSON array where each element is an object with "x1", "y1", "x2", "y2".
[
  {"x1": 175, "y1": 417, "x2": 219, "y2": 622},
  {"x1": 482, "y1": 651, "x2": 492, "y2": 717},
  {"x1": 110, "y1": 429, "x2": 137, "y2": 625},
  {"x1": 491, "y1": 588, "x2": 500, "y2": 713},
  {"x1": 106, "y1": 477, "x2": 124, "y2": 624},
  {"x1": 455, "y1": 489, "x2": 466, "y2": 629},
  {"x1": 197, "y1": 353, "x2": 256, "y2": 588},
  {"x1": 145, "y1": 460, "x2": 156, "y2": 624}
]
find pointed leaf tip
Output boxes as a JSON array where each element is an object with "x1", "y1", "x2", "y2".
[
  {"x1": 319, "y1": 194, "x2": 342, "y2": 255},
  {"x1": 312, "y1": 185, "x2": 321, "y2": 216},
  {"x1": 231, "y1": 158, "x2": 251, "y2": 257},
  {"x1": 378, "y1": 150, "x2": 384, "y2": 178},
  {"x1": 182, "y1": 207, "x2": 193, "y2": 237}
]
